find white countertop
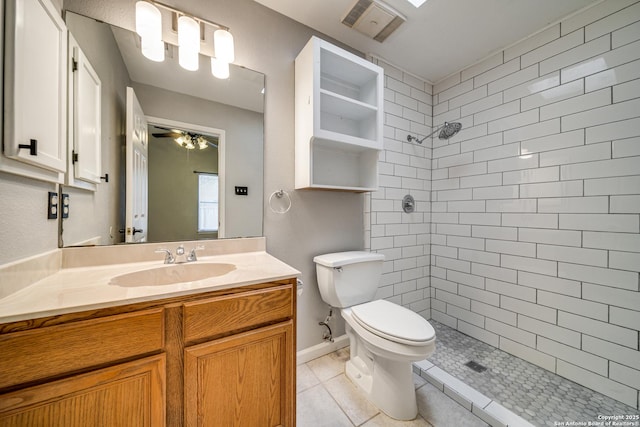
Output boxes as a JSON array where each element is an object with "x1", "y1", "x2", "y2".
[{"x1": 0, "y1": 251, "x2": 300, "y2": 324}]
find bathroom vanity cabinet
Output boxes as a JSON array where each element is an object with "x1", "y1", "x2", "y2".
[
  {"x1": 294, "y1": 36, "x2": 383, "y2": 192},
  {"x1": 0, "y1": 279, "x2": 296, "y2": 426}
]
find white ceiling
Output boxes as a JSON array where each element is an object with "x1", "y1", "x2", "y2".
[{"x1": 254, "y1": 0, "x2": 600, "y2": 84}]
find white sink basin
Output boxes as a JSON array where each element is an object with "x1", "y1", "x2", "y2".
[{"x1": 109, "y1": 263, "x2": 236, "y2": 287}]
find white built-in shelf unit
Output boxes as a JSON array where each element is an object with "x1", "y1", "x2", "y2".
[{"x1": 295, "y1": 36, "x2": 383, "y2": 192}]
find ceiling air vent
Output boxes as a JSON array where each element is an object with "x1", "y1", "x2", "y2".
[{"x1": 342, "y1": 0, "x2": 406, "y2": 43}]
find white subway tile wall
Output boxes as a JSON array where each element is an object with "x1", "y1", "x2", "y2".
[
  {"x1": 368, "y1": 0, "x2": 640, "y2": 410},
  {"x1": 429, "y1": 0, "x2": 640, "y2": 409},
  {"x1": 367, "y1": 59, "x2": 433, "y2": 319}
]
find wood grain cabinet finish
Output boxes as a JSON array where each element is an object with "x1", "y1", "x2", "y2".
[
  {"x1": 0, "y1": 308, "x2": 165, "y2": 389},
  {"x1": 185, "y1": 321, "x2": 294, "y2": 427},
  {"x1": 183, "y1": 285, "x2": 294, "y2": 343},
  {"x1": 0, "y1": 278, "x2": 297, "y2": 426},
  {"x1": 0, "y1": 354, "x2": 166, "y2": 427}
]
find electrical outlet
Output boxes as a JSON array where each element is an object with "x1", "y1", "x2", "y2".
[
  {"x1": 235, "y1": 186, "x2": 248, "y2": 196},
  {"x1": 61, "y1": 193, "x2": 70, "y2": 218},
  {"x1": 47, "y1": 192, "x2": 58, "y2": 219}
]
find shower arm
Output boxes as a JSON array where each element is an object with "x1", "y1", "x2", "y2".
[{"x1": 407, "y1": 124, "x2": 444, "y2": 144}]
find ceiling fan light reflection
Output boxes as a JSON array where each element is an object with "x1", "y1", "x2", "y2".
[
  {"x1": 214, "y1": 29, "x2": 235, "y2": 63},
  {"x1": 140, "y1": 36, "x2": 165, "y2": 62},
  {"x1": 211, "y1": 57, "x2": 230, "y2": 79},
  {"x1": 135, "y1": 1, "x2": 162, "y2": 40},
  {"x1": 178, "y1": 16, "x2": 200, "y2": 71}
]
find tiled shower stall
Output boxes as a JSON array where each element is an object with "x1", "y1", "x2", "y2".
[{"x1": 366, "y1": 0, "x2": 640, "y2": 409}]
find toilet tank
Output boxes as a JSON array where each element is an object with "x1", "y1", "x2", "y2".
[{"x1": 313, "y1": 251, "x2": 385, "y2": 308}]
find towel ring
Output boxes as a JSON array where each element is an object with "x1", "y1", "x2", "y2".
[{"x1": 269, "y1": 189, "x2": 292, "y2": 214}]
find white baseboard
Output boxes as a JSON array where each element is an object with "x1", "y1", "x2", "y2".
[{"x1": 296, "y1": 334, "x2": 349, "y2": 365}]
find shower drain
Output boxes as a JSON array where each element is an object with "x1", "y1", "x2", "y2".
[{"x1": 465, "y1": 360, "x2": 487, "y2": 373}]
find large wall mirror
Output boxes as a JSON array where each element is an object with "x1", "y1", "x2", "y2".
[{"x1": 61, "y1": 11, "x2": 264, "y2": 247}]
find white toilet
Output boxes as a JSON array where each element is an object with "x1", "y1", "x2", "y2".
[{"x1": 314, "y1": 251, "x2": 436, "y2": 420}]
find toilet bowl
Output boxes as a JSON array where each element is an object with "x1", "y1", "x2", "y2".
[
  {"x1": 342, "y1": 299, "x2": 435, "y2": 420},
  {"x1": 313, "y1": 251, "x2": 436, "y2": 420}
]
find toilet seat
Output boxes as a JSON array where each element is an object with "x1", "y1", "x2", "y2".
[{"x1": 350, "y1": 299, "x2": 435, "y2": 346}]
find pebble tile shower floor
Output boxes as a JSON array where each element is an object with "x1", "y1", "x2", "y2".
[{"x1": 427, "y1": 321, "x2": 640, "y2": 426}]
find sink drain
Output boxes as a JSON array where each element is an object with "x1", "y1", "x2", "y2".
[{"x1": 465, "y1": 360, "x2": 487, "y2": 373}]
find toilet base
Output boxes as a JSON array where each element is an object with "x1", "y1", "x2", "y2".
[
  {"x1": 339, "y1": 306, "x2": 435, "y2": 420},
  {"x1": 346, "y1": 354, "x2": 418, "y2": 420}
]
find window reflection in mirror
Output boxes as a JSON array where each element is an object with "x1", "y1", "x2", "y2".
[{"x1": 61, "y1": 11, "x2": 264, "y2": 247}]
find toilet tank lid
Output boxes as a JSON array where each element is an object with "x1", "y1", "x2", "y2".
[{"x1": 313, "y1": 251, "x2": 385, "y2": 268}]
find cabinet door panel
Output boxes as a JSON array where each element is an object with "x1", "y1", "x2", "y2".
[
  {"x1": 184, "y1": 321, "x2": 294, "y2": 427},
  {"x1": 69, "y1": 34, "x2": 102, "y2": 186},
  {"x1": 4, "y1": 0, "x2": 67, "y2": 173},
  {"x1": 0, "y1": 354, "x2": 166, "y2": 427}
]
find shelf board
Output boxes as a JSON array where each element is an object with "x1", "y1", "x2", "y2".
[
  {"x1": 319, "y1": 89, "x2": 377, "y2": 119},
  {"x1": 303, "y1": 183, "x2": 376, "y2": 193},
  {"x1": 311, "y1": 134, "x2": 381, "y2": 152}
]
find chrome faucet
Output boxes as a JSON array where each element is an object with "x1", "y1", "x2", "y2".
[
  {"x1": 155, "y1": 248, "x2": 175, "y2": 264},
  {"x1": 156, "y1": 245, "x2": 203, "y2": 264},
  {"x1": 187, "y1": 246, "x2": 204, "y2": 262}
]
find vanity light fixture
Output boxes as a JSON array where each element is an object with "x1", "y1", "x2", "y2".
[
  {"x1": 211, "y1": 57, "x2": 230, "y2": 79},
  {"x1": 178, "y1": 15, "x2": 200, "y2": 71},
  {"x1": 141, "y1": 36, "x2": 165, "y2": 62},
  {"x1": 135, "y1": 1, "x2": 164, "y2": 61},
  {"x1": 134, "y1": 1, "x2": 236, "y2": 78},
  {"x1": 214, "y1": 29, "x2": 234, "y2": 63}
]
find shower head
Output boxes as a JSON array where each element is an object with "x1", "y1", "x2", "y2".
[
  {"x1": 438, "y1": 122, "x2": 462, "y2": 140},
  {"x1": 407, "y1": 121, "x2": 463, "y2": 144}
]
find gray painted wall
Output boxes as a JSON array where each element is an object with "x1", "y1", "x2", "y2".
[{"x1": 1, "y1": 0, "x2": 363, "y2": 350}]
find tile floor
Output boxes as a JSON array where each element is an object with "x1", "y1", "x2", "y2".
[
  {"x1": 297, "y1": 347, "x2": 490, "y2": 427},
  {"x1": 426, "y1": 321, "x2": 640, "y2": 426},
  {"x1": 297, "y1": 321, "x2": 640, "y2": 427}
]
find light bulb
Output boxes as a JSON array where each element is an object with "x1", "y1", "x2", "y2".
[
  {"x1": 178, "y1": 16, "x2": 200, "y2": 71},
  {"x1": 136, "y1": 1, "x2": 162, "y2": 40},
  {"x1": 197, "y1": 136, "x2": 208, "y2": 149},
  {"x1": 214, "y1": 29, "x2": 234, "y2": 63},
  {"x1": 175, "y1": 134, "x2": 187, "y2": 146},
  {"x1": 141, "y1": 37, "x2": 164, "y2": 62},
  {"x1": 211, "y1": 57, "x2": 229, "y2": 79}
]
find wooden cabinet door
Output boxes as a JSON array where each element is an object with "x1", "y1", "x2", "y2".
[
  {"x1": 0, "y1": 354, "x2": 166, "y2": 427},
  {"x1": 184, "y1": 321, "x2": 294, "y2": 427}
]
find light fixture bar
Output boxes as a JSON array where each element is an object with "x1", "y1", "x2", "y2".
[
  {"x1": 150, "y1": 0, "x2": 230, "y2": 31},
  {"x1": 136, "y1": 0, "x2": 235, "y2": 76}
]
